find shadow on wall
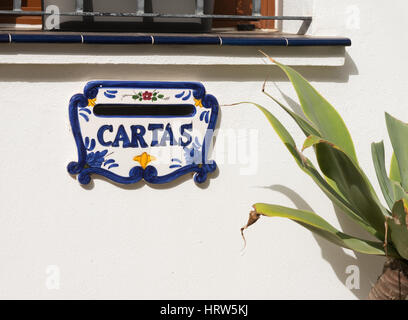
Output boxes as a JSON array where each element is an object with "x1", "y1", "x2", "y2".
[
  {"x1": 253, "y1": 81, "x2": 386, "y2": 299},
  {"x1": 0, "y1": 44, "x2": 343, "y2": 58},
  {"x1": 69, "y1": 165, "x2": 219, "y2": 191},
  {"x1": 0, "y1": 52, "x2": 358, "y2": 83},
  {"x1": 265, "y1": 184, "x2": 385, "y2": 300}
]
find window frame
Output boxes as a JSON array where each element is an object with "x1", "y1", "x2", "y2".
[
  {"x1": 0, "y1": 0, "x2": 293, "y2": 34},
  {"x1": 0, "y1": 0, "x2": 42, "y2": 27},
  {"x1": 213, "y1": 0, "x2": 276, "y2": 30}
]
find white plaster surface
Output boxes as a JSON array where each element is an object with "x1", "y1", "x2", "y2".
[
  {"x1": 0, "y1": 44, "x2": 346, "y2": 66},
  {"x1": 0, "y1": 1, "x2": 406, "y2": 299}
]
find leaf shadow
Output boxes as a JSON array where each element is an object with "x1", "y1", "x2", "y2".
[{"x1": 264, "y1": 184, "x2": 385, "y2": 300}]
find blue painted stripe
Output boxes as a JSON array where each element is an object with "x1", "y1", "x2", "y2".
[
  {"x1": 11, "y1": 34, "x2": 82, "y2": 43},
  {"x1": 286, "y1": 37, "x2": 352, "y2": 46},
  {"x1": 83, "y1": 35, "x2": 152, "y2": 44},
  {"x1": 221, "y1": 37, "x2": 287, "y2": 46},
  {"x1": 0, "y1": 34, "x2": 9, "y2": 43},
  {"x1": 0, "y1": 33, "x2": 352, "y2": 47},
  {"x1": 154, "y1": 36, "x2": 220, "y2": 45}
]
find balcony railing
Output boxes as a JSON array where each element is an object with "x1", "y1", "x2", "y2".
[
  {"x1": 0, "y1": 0, "x2": 312, "y2": 23},
  {"x1": 0, "y1": 1, "x2": 354, "y2": 47}
]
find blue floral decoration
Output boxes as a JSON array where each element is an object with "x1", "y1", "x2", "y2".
[
  {"x1": 183, "y1": 138, "x2": 203, "y2": 165},
  {"x1": 104, "y1": 90, "x2": 118, "y2": 99},
  {"x1": 84, "y1": 137, "x2": 96, "y2": 151},
  {"x1": 79, "y1": 107, "x2": 91, "y2": 122},
  {"x1": 85, "y1": 149, "x2": 120, "y2": 169},
  {"x1": 175, "y1": 90, "x2": 192, "y2": 100},
  {"x1": 103, "y1": 159, "x2": 119, "y2": 169},
  {"x1": 169, "y1": 158, "x2": 182, "y2": 169},
  {"x1": 86, "y1": 150, "x2": 108, "y2": 168},
  {"x1": 200, "y1": 110, "x2": 210, "y2": 123}
]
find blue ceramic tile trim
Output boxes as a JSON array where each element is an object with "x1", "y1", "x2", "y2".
[
  {"x1": 11, "y1": 34, "x2": 82, "y2": 43},
  {"x1": 221, "y1": 37, "x2": 287, "y2": 46},
  {"x1": 286, "y1": 37, "x2": 352, "y2": 46},
  {"x1": 0, "y1": 33, "x2": 352, "y2": 47},
  {"x1": 153, "y1": 36, "x2": 220, "y2": 45},
  {"x1": 0, "y1": 34, "x2": 10, "y2": 43},
  {"x1": 83, "y1": 35, "x2": 152, "y2": 44}
]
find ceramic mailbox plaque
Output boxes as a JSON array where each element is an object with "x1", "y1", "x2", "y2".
[{"x1": 67, "y1": 81, "x2": 219, "y2": 185}]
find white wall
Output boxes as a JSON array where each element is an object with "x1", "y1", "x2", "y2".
[{"x1": 0, "y1": 0, "x2": 407, "y2": 299}]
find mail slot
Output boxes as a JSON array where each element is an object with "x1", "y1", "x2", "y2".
[
  {"x1": 67, "y1": 81, "x2": 219, "y2": 185},
  {"x1": 93, "y1": 104, "x2": 196, "y2": 117}
]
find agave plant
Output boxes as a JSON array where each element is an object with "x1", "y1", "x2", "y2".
[{"x1": 240, "y1": 55, "x2": 408, "y2": 300}]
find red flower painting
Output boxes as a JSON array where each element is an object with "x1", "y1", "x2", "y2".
[
  {"x1": 142, "y1": 91, "x2": 153, "y2": 100},
  {"x1": 130, "y1": 90, "x2": 166, "y2": 102}
]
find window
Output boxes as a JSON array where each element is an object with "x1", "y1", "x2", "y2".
[
  {"x1": 0, "y1": 1, "x2": 353, "y2": 48},
  {"x1": 0, "y1": 0, "x2": 42, "y2": 27},
  {"x1": 45, "y1": 0, "x2": 217, "y2": 33},
  {"x1": 0, "y1": 1, "x2": 302, "y2": 35},
  {"x1": 213, "y1": 0, "x2": 275, "y2": 30}
]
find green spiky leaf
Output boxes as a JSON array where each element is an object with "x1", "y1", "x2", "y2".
[
  {"x1": 234, "y1": 102, "x2": 379, "y2": 238},
  {"x1": 269, "y1": 58, "x2": 358, "y2": 164},
  {"x1": 371, "y1": 141, "x2": 395, "y2": 210},
  {"x1": 262, "y1": 92, "x2": 320, "y2": 137},
  {"x1": 385, "y1": 113, "x2": 408, "y2": 191},
  {"x1": 253, "y1": 203, "x2": 392, "y2": 256},
  {"x1": 388, "y1": 200, "x2": 408, "y2": 260},
  {"x1": 390, "y1": 153, "x2": 401, "y2": 183},
  {"x1": 304, "y1": 137, "x2": 388, "y2": 239}
]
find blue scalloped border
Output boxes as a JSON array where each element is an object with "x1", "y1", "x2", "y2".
[{"x1": 67, "y1": 81, "x2": 218, "y2": 185}]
